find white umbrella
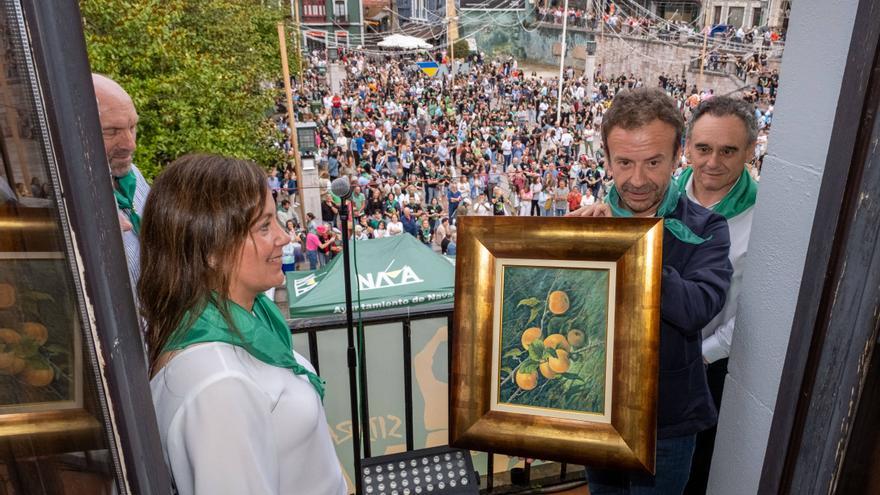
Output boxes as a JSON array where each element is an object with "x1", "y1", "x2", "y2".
[{"x1": 377, "y1": 34, "x2": 432, "y2": 50}]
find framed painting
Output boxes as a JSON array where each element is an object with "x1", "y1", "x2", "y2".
[
  {"x1": 450, "y1": 216, "x2": 663, "y2": 473},
  {"x1": 0, "y1": 251, "x2": 101, "y2": 451}
]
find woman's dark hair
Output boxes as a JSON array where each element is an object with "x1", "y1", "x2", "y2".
[{"x1": 138, "y1": 153, "x2": 268, "y2": 371}]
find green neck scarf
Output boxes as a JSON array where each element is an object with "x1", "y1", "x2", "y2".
[
  {"x1": 164, "y1": 294, "x2": 325, "y2": 400},
  {"x1": 676, "y1": 167, "x2": 758, "y2": 219},
  {"x1": 607, "y1": 184, "x2": 710, "y2": 245},
  {"x1": 113, "y1": 171, "x2": 141, "y2": 234}
]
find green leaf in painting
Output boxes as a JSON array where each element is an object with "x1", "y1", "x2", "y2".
[
  {"x1": 503, "y1": 348, "x2": 525, "y2": 359},
  {"x1": 520, "y1": 360, "x2": 539, "y2": 374},
  {"x1": 526, "y1": 307, "x2": 541, "y2": 325},
  {"x1": 517, "y1": 297, "x2": 540, "y2": 308},
  {"x1": 528, "y1": 341, "x2": 544, "y2": 361},
  {"x1": 24, "y1": 291, "x2": 56, "y2": 303},
  {"x1": 544, "y1": 347, "x2": 558, "y2": 359},
  {"x1": 501, "y1": 366, "x2": 512, "y2": 374}
]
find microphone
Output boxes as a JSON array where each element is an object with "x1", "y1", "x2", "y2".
[{"x1": 331, "y1": 177, "x2": 352, "y2": 200}]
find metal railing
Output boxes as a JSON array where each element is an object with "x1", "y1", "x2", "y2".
[
  {"x1": 289, "y1": 303, "x2": 581, "y2": 492},
  {"x1": 533, "y1": 17, "x2": 785, "y2": 57}
]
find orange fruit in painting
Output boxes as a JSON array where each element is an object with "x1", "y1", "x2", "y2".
[
  {"x1": 0, "y1": 349, "x2": 14, "y2": 371},
  {"x1": 0, "y1": 328, "x2": 21, "y2": 345},
  {"x1": 521, "y1": 327, "x2": 542, "y2": 350},
  {"x1": 2, "y1": 356, "x2": 26, "y2": 375},
  {"x1": 548, "y1": 291, "x2": 570, "y2": 315},
  {"x1": 539, "y1": 361, "x2": 558, "y2": 379},
  {"x1": 0, "y1": 283, "x2": 14, "y2": 308},
  {"x1": 515, "y1": 369, "x2": 538, "y2": 390},
  {"x1": 543, "y1": 333, "x2": 571, "y2": 352},
  {"x1": 20, "y1": 361, "x2": 53, "y2": 387},
  {"x1": 21, "y1": 322, "x2": 48, "y2": 346},
  {"x1": 549, "y1": 349, "x2": 571, "y2": 373},
  {"x1": 567, "y1": 329, "x2": 586, "y2": 348}
]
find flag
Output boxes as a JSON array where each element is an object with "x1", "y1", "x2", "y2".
[{"x1": 417, "y1": 61, "x2": 440, "y2": 77}]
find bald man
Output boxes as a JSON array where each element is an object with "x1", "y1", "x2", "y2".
[{"x1": 93, "y1": 74, "x2": 149, "y2": 289}]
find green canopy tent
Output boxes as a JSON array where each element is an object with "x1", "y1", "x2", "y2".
[{"x1": 287, "y1": 234, "x2": 455, "y2": 318}]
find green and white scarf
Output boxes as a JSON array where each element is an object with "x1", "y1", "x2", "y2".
[
  {"x1": 164, "y1": 294, "x2": 325, "y2": 400},
  {"x1": 676, "y1": 167, "x2": 758, "y2": 219},
  {"x1": 606, "y1": 183, "x2": 710, "y2": 245}
]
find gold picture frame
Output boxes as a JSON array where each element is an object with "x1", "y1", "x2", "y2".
[{"x1": 450, "y1": 216, "x2": 663, "y2": 473}]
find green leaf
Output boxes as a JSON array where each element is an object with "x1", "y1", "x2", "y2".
[
  {"x1": 23, "y1": 291, "x2": 56, "y2": 303},
  {"x1": 503, "y1": 348, "x2": 525, "y2": 359},
  {"x1": 517, "y1": 297, "x2": 540, "y2": 308},
  {"x1": 526, "y1": 307, "x2": 541, "y2": 325},
  {"x1": 520, "y1": 360, "x2": 539, "y2": 375},
  {"x1": 43, "y1": 344, "x2": 69, "y2": 355},
  {"x1": 501, "y1": 366, "x2": 512, "y2": 374},
  {"x1": 528, "y1": 341, "x2": 544, "y2": 361},
  {"x1": 544, "y1": 347, "x2": 558, "y2": 359}
]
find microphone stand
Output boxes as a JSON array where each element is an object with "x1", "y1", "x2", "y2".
[{"x1": 339, "y1": 197, "x2": 364, "y2": 495}]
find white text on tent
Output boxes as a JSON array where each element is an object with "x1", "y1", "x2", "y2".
[{"x1": 358, "y1": 264, "x2": 424, "y2": 291}]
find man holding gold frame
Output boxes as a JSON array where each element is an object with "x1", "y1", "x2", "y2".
[{"x1": 569, "y1": 87, "x2": 734, "y2": 494}]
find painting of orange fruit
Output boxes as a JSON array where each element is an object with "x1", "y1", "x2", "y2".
[
  {"x1": 0, "y1": 259, "x2": 78, "y2": 410},
  {"x1": 497, "y1": 266, "x2": 610, "y2": 414}
]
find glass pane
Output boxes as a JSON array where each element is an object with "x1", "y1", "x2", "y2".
[{"x1": 0, "y1": 1, "x2": 123, "y2": 493}]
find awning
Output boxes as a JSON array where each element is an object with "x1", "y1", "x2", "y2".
[
  {"x1": 377, "y1": 33, "x2": 433, "y2": 50},
  {"x1": 288, "y1": 234, "x2": 454, "y2": 318}
]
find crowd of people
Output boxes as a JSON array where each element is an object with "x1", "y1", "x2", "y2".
[
  {"x1": 88, "y1": 24, "x2": 772, "y2": 490},
  {"x1": 536, "y1": 3, "x2": 786, "y2": 47},
  {"x1": 267, "y1": 49, "x2": 772, "y2": 274}
]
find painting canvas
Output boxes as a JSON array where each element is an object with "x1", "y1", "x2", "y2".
[
  {"x1": 0, "y1": 255, "x2": 82, "y2": 413},
  {"x1": 491, "y1": 260, "x2": 615, "y2": 422}
]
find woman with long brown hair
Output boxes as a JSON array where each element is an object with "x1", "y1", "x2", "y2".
[{"x1": 140, "y1": 154, "x2": 345, "y2": 495}]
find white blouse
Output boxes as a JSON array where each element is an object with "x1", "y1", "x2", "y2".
[{"x1": 151, "y1": 343, "x2": 346, "y2": 495}]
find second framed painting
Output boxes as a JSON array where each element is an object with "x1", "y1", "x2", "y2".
[{"x1": 450, "y1": 216, "x2": 664, "y2": 473}]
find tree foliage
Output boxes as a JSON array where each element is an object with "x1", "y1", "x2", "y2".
[
  {"x1": 81, "y1": 0, "x2": 296, "y2": 179},
  {"x1": 452, "y1": 39, "x2": 471, "y2": 59}
]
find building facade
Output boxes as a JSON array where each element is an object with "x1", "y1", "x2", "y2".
[
  {"x1": 293, "y1": 0, "x2": 366, "y2": 52},
  {"x1": 702, "y1": 0, "x2": 777, "y2": 28}
]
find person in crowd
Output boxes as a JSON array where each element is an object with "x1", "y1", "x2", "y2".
[
  {"x1": 553, "y1": 178, "x2": 570, "y2": 217},
  {"x1": 417, "y1": 218, "x2": 433, "y2": 246},
  {"x1": 140, "y1": 154, "x2": 346, "y2": 495},
  {"x1": 387, "y1": 212, "x2": 404, "y2": 236},
  {"x1": 93, "y1": 74, "x2": 148, "y2": 288},
  {"x1": 679, "y1": 97, "x2": 760, "y2": 495},
  {"x1": 491, "y1": 186, "x2": 508, "y2": 216},
  {"x1": 401, "y1": 206, "x2": 419, "y2": 237},
  {"x1": 374, "y1": 220, "x2": 388, "y2": 239},
  {"x1": 305, "y1": 225, "x2": 330, "y2": 270},
  {"x1": 569, "y1": 88, "x2": 733, "y2": 494},
  {"x1": 321, "y1": 193, "x2": 338, "y2": 225}
]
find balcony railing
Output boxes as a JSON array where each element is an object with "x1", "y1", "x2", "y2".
[
  {"x1": 533, "y1": 15, "x2": 785, "y2": 57},
  {"x1": 288, "y1": 303, "x2": 582, "y2": 493}
]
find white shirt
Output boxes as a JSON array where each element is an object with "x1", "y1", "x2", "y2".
[
  {"x1": 686, "y1": 176, "x2": 755, "y2": 363},
  {"x1": 151, "y1": 343, "x2": 346, "y2": 495},
  {"x1": 387, "y1": 221, "x2": 404, "y2": 235}
]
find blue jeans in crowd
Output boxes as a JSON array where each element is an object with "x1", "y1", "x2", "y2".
[
  {"x1": 307, "y1": 251, "x2": 318, "y2": 271},
  {"x1": 587, "y1": 434, "x2": 697, "y2": 495},
  {"x1": 555, "y1": 208, "x2": 567, "y2": 217}
]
